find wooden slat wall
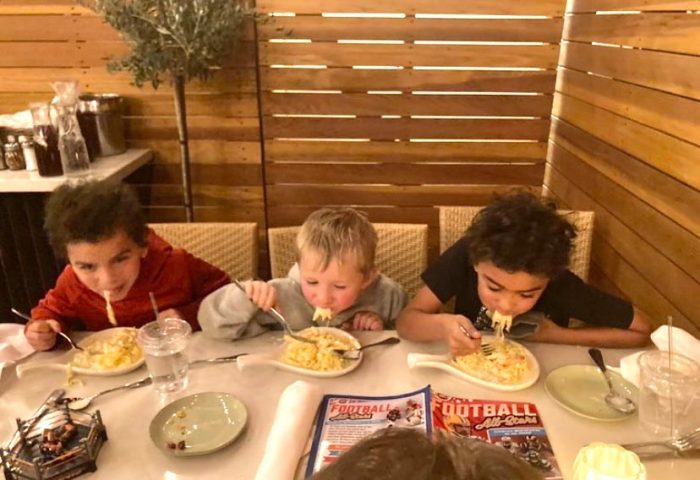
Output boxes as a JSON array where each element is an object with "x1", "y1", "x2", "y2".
[
  {"x1": 0, "y1": 1, "x2": 267, "y2": 271},
  {"x1": 257, "y1": 0, "x2": 566, "y2": 259},
  {"x1": 548, "y1": 0, "x2": 700, "y2": 334}
]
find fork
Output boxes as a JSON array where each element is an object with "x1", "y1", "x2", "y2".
[
  {"x1": 11, "y1": 308, "x2": 84, "y2": 351},
  {"x1": 622, "y1": 427, "x2": 700, "y2": 458},
  {"x1": 458, "y1": 325, "x2": 494, "y2": 355},
  {"x1": 232, "y1": 280, "x2": 316, "y2": 345}
]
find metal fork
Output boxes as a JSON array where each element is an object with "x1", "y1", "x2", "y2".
[
  {"x1": 458, "y1": 325, "x2": 494, "y2": 355},
  {"x1": 622, "y1": 427, "x2": 700, "y2": 458},
  {"x1": 11, "y1": 308, "x2": 84, "y2": 351},
  {"x1": 232, "y1": 279, "x2": 316, "y2": 345}
]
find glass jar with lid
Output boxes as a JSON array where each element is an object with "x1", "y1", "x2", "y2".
[{"x1": 3, "y1": 135, "x2": 26, "y2": 171}]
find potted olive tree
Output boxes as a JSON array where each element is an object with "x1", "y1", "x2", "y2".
[{"x1": 80, "y1": 0, "x2": 255, "y2": 221}]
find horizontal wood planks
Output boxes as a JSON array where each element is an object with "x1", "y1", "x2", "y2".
[
  {"x1": 259, "y1": 2, "x2": 566, "y2": 261},
  {"x1": 0, "y1": 3, "x2": 267, "y2": 272},
  {"x1": 549, "y1": 6, "x2": 700, "y2": 331}
]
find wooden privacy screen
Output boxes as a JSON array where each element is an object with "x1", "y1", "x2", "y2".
[
  {"x1": 0, "y1": 0, "x2": 267, "y2": 269},
  {"x1": 257, "y1": 0, "x2": 567, "y2": 258},
  {"x1": 549, "y1": 0, "x2": 700, "y2": 333}
]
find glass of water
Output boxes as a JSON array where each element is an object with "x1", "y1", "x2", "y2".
[
  {"x1": 137, "y1": 318, "x2": 192, "y2": 395},
  {"x1": 638, "y1": 350, "x2": 700, "y2": 437}
]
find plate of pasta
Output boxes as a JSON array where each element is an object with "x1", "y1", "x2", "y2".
[
  {"x1": 406, "y1": 336, "x2": 539, "y2": 392},
  {"x1": 237, "y1": 327, "x2": 362, "y2": 378},
  {"x1": 16, "y1": 327, "x2": 145, "y2": 378}
]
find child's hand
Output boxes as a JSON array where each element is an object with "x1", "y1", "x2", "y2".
[
  {"x1": 444, "y1": 315, "x2": 481, "y2": 356},
  {"x1": 157, "y1": 309, "x2": 184, "y2": 321},
  {"x1": 25, "y1": 319, "x2": 61, "y2": 351},
  {"x1": 343, "y1": 312, "x2": 384, "y2": 331},
  {"x1": 243, "y1": 280, "x2": 277, "y2": 311}
]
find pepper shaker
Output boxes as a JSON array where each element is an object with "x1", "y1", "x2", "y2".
[{"x1": 3, "y1": 135, "x2": 26, "y2": 171}]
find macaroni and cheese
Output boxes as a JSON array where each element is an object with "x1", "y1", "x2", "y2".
[
  {"x1": 490, "y1": 310, "x2": 513, "y2": 341},
  {"x1": 71, "y1": 328, "x2": 142, "y2": 371},
  {"x1": 452, "y1": 340, "x2": 530, "y2": 385},
  {"x1": 281, "y1": 328, "x2": 358, "y2": 371},
  {"x1": 312, "y1": 307, "x2": 333, "y2": 324}
]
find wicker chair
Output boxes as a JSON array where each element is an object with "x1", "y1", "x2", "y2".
[
  {"x1": 439, "y1": 207, "x2": 595, "y2": 281},
  {"x1": 149, "y1": 222, "x2": 258, "y2": 281},
  {"x1": 268, "y1": 223, "x2": 429, "y2": 297}
]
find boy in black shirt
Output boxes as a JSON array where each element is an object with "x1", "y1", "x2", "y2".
[{"x1": 396, "y1": 192, "x2": 652, "y2": 356}]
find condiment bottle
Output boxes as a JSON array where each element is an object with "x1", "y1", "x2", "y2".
[
  {"x1": 29, "y1": 102, "x2": 63, "y2": 177},
  {"x1": 3, "y1": 135, "x2": 26, "y2": 171},
  {"x1": 18, "y1": 135, "x2": 38, "y2": 171}
]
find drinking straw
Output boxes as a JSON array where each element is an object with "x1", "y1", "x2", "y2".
[{"x1": 149, "y1": 291, "x2": 163, "y2": 328}]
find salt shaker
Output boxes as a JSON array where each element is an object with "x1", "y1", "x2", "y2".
[
  {"x1": 18, "y1": 135, "x2": 38, "y2": 171},
  {"x1": 3, "y1": 135, "x2": 26, "y2": 171}
]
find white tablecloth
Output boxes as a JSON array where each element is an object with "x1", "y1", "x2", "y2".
[{"x1": 0, "y1": 331, "x2": 696, "y2": 479}]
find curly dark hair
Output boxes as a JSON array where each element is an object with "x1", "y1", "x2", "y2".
[
  {"x1": 464, "y1": 192, "x2": 576, "y2": 278},
  {"x1": 44, "y1": 179, "x2": 147, "y2": 259}
]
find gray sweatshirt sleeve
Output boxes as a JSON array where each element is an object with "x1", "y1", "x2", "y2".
[{"x1": 198, "y1": 284, "x2": 272, "y2": 340}]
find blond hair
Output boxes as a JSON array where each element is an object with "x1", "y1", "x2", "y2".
[{"x1": 296, "y1": 207, "x2": 378, "y2": 275}]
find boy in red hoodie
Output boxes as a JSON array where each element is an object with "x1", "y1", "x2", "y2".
[{"x1": 25, "y1": 179, "x2": 230, "y2": 351}]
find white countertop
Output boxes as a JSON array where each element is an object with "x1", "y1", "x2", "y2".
[
  {"x1": 0, "y1": 149, "x2": 152, "y2": 192},
  {"x1": 0, "y1": 331, "x2": 696, "y2": 479}
]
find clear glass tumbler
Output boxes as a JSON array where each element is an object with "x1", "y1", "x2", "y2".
[
  {"x1": 137, "y1": 318, "x2": 192, "y2": 395},
  {"x1": 638, "y1": 350, "x2": 700, "y2": 437}
]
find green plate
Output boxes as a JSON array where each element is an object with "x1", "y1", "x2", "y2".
[
  {"x1": 149, "y1": 392, "x2": 248, "y2": 456},
  {"x1": 544, "y1": 365, "x2": 638, "y2": 421}
]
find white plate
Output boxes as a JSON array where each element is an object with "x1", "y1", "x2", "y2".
[
  {"x1": 544, "y1": 365, "x2": 638, "y2": 421},
  {"x1": 407, "y1": 337, "x2": 540, "y2": 392},
  {"x1": 16, "y1": 327, "x2": 145, "y2": 378},
  {"x1": 150, "y1": 392, "x2": 248, "y2": 457},
  {"x1": 237, "y1": 327, "x2": 362, "y2": 378},
  {"x1": 0, "y1": 323, "x2": 35, "y2": 364}
]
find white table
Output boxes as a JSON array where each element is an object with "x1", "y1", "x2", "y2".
[{"x1": 1, "y1": 332, "x2": 696, "y2": 479}]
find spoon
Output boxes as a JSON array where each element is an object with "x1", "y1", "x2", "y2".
[
  {"x1": 588, "y1": 348, "x2": 637, "y2": 414},
  {"x1": 10, "y1": 308, "x2": 84, "y2": 351},
  {"x1": 333, "y1": 337, "x2": 400, "y2": 360},
  {"x1": 66, "y1": 354, "x2": 246, "y2": 410}
]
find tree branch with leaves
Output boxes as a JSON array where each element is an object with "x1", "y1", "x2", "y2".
[{"x1": 80, "y1": 0, "x2": 257, "y2": 221}]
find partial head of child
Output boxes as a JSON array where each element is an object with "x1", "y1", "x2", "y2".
[
  {"x1": 311, "y1": 427, "x2": 542, "y2": 480},
  {"x1": 295, "y1": 207, "x2": 378, "y2": 315},
  {"x1": 464, "y1": 191, "x2": 577, "y2": 319},
  {"x1": 44, "y1": 179, "x2": 148, "y2": 302}
]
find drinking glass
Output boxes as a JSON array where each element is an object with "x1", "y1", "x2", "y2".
[
  {"x1": 571, "y1": 442, "x2": 646, "y2": 480},
  {"x1": 638, "y1": 351, "x2": 700, "y2": 438},
  {"x1": 137, "y1": 318, "x2": 192, "y2": 395}
]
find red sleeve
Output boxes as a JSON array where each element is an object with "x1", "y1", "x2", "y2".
[
  {"x1": 28, "y1": 268, "x2": 77, "y2": 333},
  {"x1": 176, "y1": 253, "x2": 231, "y2": 330}
]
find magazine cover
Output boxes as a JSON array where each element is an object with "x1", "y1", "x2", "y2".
[
  {"x1": 305, "y1": 385, "x2": 432, "y2": 477},
  {"x1": 432, "y1": 391, "x2": 562, "y2": 479}
]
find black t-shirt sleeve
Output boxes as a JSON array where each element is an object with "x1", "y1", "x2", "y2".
[
  {"x1": 421, "y1": 237, "x2": 470, "y2": 303},
  {"x1": 543, "y1": 271, "x2": 634, "y2": 329}
]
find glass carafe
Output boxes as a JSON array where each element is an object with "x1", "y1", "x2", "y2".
[
  {"x1": 29, "y1": 102, "x2": 63, "y2": 177},
  {"x1": 51, "y1": 81, "x2": 91, "y2": 177}
]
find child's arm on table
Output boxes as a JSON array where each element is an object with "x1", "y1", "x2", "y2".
[
  {"x1": 198, "y1": 279, "x2": 276, "y2": 340},
  {"x1": 342, "y1": 312, "x2": 384, "y2": 331},
  {"x1": 27, "y1": 277, "x2": 75, "y2": 351},
  {"x1": 524, "y1": 308, "x2": 652, "y2": 348},
  {"x1": 175, "y1": 253, "x2": 231, "y2": 329},
  {"x1": 396, "y1": 286, "x2": 483, "y2": 356}
]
